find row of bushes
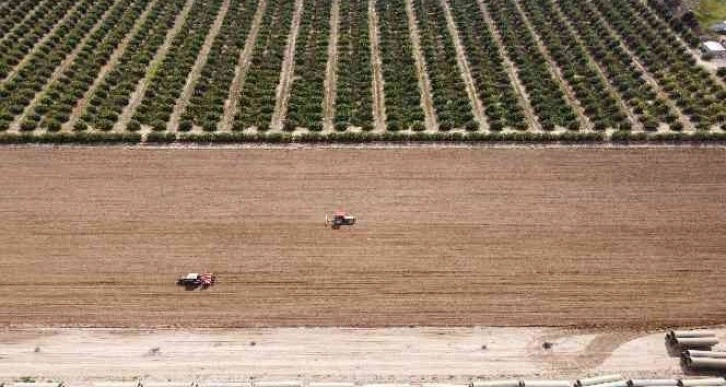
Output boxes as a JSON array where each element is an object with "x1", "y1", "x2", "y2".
[{"x1": 1, "y1": 130, "x2": 726, "y2": 145}]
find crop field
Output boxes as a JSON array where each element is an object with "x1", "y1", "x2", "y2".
[
  {"x1": 0, "y1": 148, "x2": 725, "y2": 328},
  {"x1": 0, "y1": 0, "x2": 725, "y2": 141}
]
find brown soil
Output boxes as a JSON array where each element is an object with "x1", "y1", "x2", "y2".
[{"x1": 0, "y1": 148, "x2": 724, "y2": 328}]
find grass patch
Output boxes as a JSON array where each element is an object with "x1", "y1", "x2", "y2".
[{"x1": 693, "y1": 0, "x2": 726, "y2": 28}]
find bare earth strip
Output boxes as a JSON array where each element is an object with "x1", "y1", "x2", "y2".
[
  {"x1": 0, "y1": 0, "x2": 86, "y2": 85},
  {"x1": 474, "y1": 0, "x2": 541, "y2": 132},
  {"x1": 8, "y1": 0, "x2": 122, "y2": 133},
  {"x1": 64, "y1": 0, "x2": 160, "y2": 132},
  {"x1": 508, "y1": 0, "x2": 591, "y2": 131},
  {"x1": 270, "y1": 0, "x2": 305, "y2": 131},
  {"x1": 368, "y1": 0, "x2": 386, "y2": 132},
  {"x1": 218, "y1": 0, "x2": 267, "y2": 132},
  {"x1": 323, "y1": 0, "x2": 340, "y2": 131},
  {"x1": 547, "y1": 0, "x2": 643, "y2": 131},
  {"x1": 113, "y1": 0, "x2": 197, "y2": 132},
  {"x1": 439, "y1": 0, "x2": 488, "y2": 131},
  {"x1": 579, "y1": 0, "x2": 694, "y2": 132},
  {"x1": 403, "y1": 0, "x2": 438, "y2": 132},
  {"x1": 167, "y1": 0, "x2": 231, "y2": 132},
  {"x1": 2, "y1": 327, "x2": 724, "y2": 381},
  {"x1": 0, "y1": 148, "x2": 724, "y2": 328}
]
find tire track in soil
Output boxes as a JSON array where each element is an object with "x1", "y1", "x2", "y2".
[
  {"x1": 403, "y1": 0, "x2": 438, "y2": 132},
  {"x1": 1, "y1": 0, "x2": 86, "y2": 85},
  {"x1": 368, "y1": 0, "x2": 386, "y2": 133},
  {"x1": 323, "y1": 0, "x2": 340, "y2": 131},
  {"x1": 578, "y1": 0, "x2": 694, "y2": 133},
  {"x1": 167, "y1": 0, "x2": 231, "y2": 132},
  {"x1": 548, "y1": 0, "x2": 643, "y2": 131},
  {"x1": 474, "y1": 0, "x2": 541, "y2": 132},
  {"x1": 270, "y1": 0, "x2": 305, "y2": 131},
  {"x1": 64, "y1": 0, "x2": 159, "y2": 132},
  {"x1": 219, "y1": 0, "x2": 267, "y2": 132},
  {"x1": 439, "y1": 0, "x2": 488, "y2": 131},
  {"x1": 113, "y1": 0, "x2": 197, "y2": 133},
  {"x1": 508, "y1": 0, "x2": 591, "y2": 131},
  {"x1": 8, "y1": 0, "x2": 123, "y2": 133}
]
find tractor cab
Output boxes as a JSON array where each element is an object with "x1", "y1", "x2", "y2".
[{"x1": 326, "y1": 210, "x2": 356, "y2": 229}]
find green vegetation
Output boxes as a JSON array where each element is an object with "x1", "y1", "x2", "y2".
[{"x1": 693, "y1": 0, "x2": 726, "y2": 28}]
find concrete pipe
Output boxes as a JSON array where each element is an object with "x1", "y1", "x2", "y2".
[
  {"x1": 11, "y1": 384, "x2": 62, "y2": 387},
  {"x1": 577, "y1": 376, "x2": 624, "y2": 387},
  {"x1": 628, "y1": 380, "x2": 679, "y2": 387},
  {"x1": 471, "y1": 380, "x2": 520, "y2": 387},
  {"x1": 673, "y1": 337, "x2": 720, "y2": 348},
  {"x1": 678, "y1": 378, "x2": 726, "y2": 387},
  {"x1": 587, "y1": 381, "x2": 628, "y2": 387},
  {"x1": 685, "y1": 350, "x2": 726, "y2": 359},
  {"x1": 520, "y1": 381, "x2": 572, "y2": 387},
  {"x1": 198, "y1": 383, "x2": 251, "y2": 387},
  {"x1": 668, "y1": 330, "x2": 717, "y2": 339},
  {"x1": 686, "y1": 357, "x2": 726, "y2": 369}
]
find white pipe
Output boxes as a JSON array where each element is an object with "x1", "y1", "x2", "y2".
[
  {"x1": 686, "y1": 357, "x2": 726, "y2": 369},
  {"x1": 673, "y1": 337, "x2": 720, "y2": 347},
  {"x1": 668, "y1": 330, "x2": 717, "y2": 339},
  {"x1": 92, "y1": 383, "x2": 141, "y2": 387},
  {"x1": 520, "y1": 381, "x2": 572, "y2": 387},
  {"x1": 679, "y1": 378, "x2": 726, "y2": 387},
  {"x1": 11, "y1": 384, "x2": 62, "y2": 387},
  {"x1": 577, "y1": 376, "x2": 624, "y2": 387},
  {"x1": 588, "y1": 381, "x2": 628, "y2": 387},
  {"x1": 685, "y1": 350, "x2": 726, "y2": 358},
  {"x1": 629, "y1": 380, "x2": 679, "y2": 387},
  {"x1": 199, "y1": 384, "x2": 251, "y2": 387},
  {"x1": 142, "y1": 383, "x2": 193, "y2": 387},
  {"x1": 309, "y1": 384, "x2": 355, "y2": 387},
  {"x1": 472, "y1": 380, "x2": 520, "y2": 387}
]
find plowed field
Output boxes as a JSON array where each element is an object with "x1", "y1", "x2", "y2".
[{"x1": 0, "y1": 148, "x2": 724, "y2": 328}]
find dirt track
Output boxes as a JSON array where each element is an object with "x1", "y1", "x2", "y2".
[{"x1": 0, "y1": 148, "x2": 724, "y2": 328}]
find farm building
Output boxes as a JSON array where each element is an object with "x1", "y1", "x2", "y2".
[
  {"x1": 711, "y1": 21, "x2": 726, "y2": 34},
  {"x1": 702, "y1": 41, "x2": 726, "y2": 58}
]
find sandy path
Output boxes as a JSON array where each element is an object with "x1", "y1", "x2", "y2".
[
  {"x1": 270, "y1": 0, "x2": 305, "y2": 131},
  {"x1": 368, "y1": 0, "x2": 386, "y2": 132},
  {"x1": 474, "y1": 0, "x2": 540, "y2": 132},
  {"x1": 508, "y1": 0, "x2": 590, "y2": 131},
  {"x1": 580, "y1": 0, "x2": 694, "y2": 133},
  {"x1": 113, "y1": 0, "x2": 197, "y2": 132},
  {"x1": 546, "y1": 0, "x2": 642, "y2": 131},
  {"x1": 1, "y1": 0, "x2": 85, "y2": 84},
  {"x1": 7, "y1": 0, "x2": 122, "y2": 133},
  {"x1": 323, "y1": 0, "x2": 340, "y2": 131},
  {"x1": 218, "y1": 0, "x2": 267, "y2": 132},
  {"x1": 1, "y1": 327, "x2": 723, "y2": 381},
  {"x1": 438, "y1": 0, "x2": 488, "y2": 131},
  {"x1": 166, "y1": 0, "x2": 231, "y2": 132},
  {"x1": 403, "y1": 0, "x2": 438, "y2": 132},
  {"x1": 64, "y1": 0, "x2": 159, "y2": 132}
]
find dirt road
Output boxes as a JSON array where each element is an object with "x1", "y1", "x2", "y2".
[
  {"x1": 2, "y1": 327, "x2": 723, "y2": 381},
  {"x1": 0, "y1": 148, "x2": 724, "y2": 328}
]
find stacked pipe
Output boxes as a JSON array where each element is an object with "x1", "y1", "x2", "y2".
[
  {"x1": 677, "y1": 378, "x2": 726, "y2": 386},
  {"x1": 666, "y1": 330, "x2": 719, "y2": 349},
  {"x1": 682, "y1": 349, "x2": 726, "y2": 370},
  {"x1": 575, "y1": 375, "x2": 627, "y2": 387}
]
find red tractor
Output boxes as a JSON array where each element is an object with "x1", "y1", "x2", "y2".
[
  {"x1": 177, "y1": 272, "x2": 216, "y2": 290},
  {"x1": 325, "y1": 210, "x2": 356, "y2": 229}
]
